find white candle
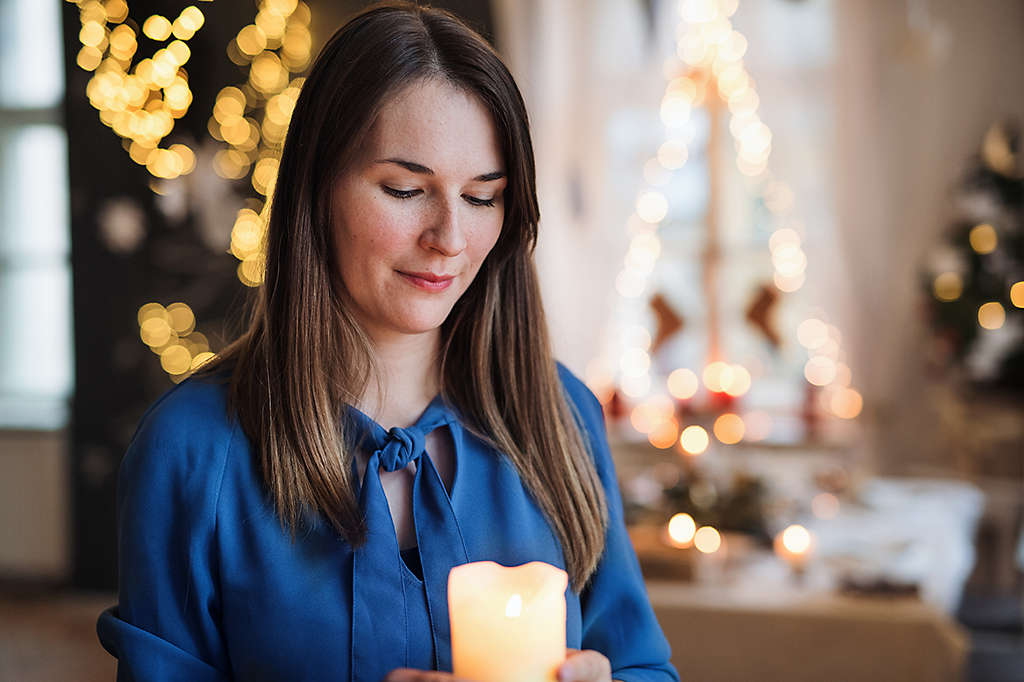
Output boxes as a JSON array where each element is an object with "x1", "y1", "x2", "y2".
[{"x1": 448, "y1": 561, "x2": 568, "y2": 682}]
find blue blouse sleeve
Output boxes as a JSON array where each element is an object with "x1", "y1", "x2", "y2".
[
  {"x1": 557, "y1": 363, "x2": 680, "y2": 682},
  {"x1": 96, "y1": 381, "x2": 234, "y2": 681}
]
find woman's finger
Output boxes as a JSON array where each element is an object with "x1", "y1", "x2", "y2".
[{"x1": 557, "y1": 649, "x2": 612, "y2": 682}]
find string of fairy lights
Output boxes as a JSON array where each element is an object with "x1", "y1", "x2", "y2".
[
  {"x1": 215, "y1": 0, "x2": 312, "y2": 288},
  {"x1": 595, "y1": 0, "x2": 864, "y2": 455},
  {"x1": 70, "y1": 0, "x2": 311, "y2": 381},
  {"x1": 68, "y1": 0, "x2": 207, "y2": 180}
]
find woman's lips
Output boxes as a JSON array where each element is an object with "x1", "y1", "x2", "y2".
[{"x1": 397, "y1": 271, "x2": 455, "y2": 291}]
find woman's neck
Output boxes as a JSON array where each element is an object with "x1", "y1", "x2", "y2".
[{"x1": 360, "y1": 328, "x2": 442, "y2": 429}]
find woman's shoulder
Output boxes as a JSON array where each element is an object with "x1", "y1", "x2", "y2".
[{"x1": 120, "y1": 372, "x2": 239, "y2": 492}]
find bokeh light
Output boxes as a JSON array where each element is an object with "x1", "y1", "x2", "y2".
[{"x1": 694, "y1": 526, "x2": 722, "y2": 554}]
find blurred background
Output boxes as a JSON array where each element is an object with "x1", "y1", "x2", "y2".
[{"x1": 1, "y1": 0, "x2": 1022, "y2": 680}]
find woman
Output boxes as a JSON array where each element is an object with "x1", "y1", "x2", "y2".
[{"x1": 96, "y1": 3, "x2": 678, "y2": 681}]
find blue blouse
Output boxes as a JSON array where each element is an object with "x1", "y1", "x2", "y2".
[{"x1": 96, "y1": 363, "x2": 678, "y2": 681}]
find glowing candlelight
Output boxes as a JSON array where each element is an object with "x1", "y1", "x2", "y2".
[{"x1": 448, "y1": 561, "x2": 568, "y2": 682}]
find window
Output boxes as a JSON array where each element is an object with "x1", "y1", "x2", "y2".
[{"x1": 0, "y1": 0, "x2": 73, "y2": 429}]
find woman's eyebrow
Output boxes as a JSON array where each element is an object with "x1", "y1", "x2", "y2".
[{"x1": 375, "y1": 157, "x2": 506, "y2": 182}]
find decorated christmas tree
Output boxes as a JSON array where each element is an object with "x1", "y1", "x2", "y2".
[{"x1": 923, "y1": 118, "x2": 1024, "y2": 393}]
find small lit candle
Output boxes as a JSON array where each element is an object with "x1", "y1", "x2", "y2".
[
  {"x1": 774, "y1": 524, "x2": 813, "y2": 575},
  {"x1": 448, "y1": 561, "x2": 568, "y2": 682}
]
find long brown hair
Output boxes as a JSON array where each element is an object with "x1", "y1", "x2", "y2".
[{"x1": 198, "y1": 1, "x2": 607, "y2": 591}]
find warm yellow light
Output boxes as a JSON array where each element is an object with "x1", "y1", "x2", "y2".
[
  {"x1": 679, "y1": 425, "x2": 709, "y2": 455},
  {"x1": 142, "y1": 15, "x2": 173, "y2": 41},
  {"x1": 620, "y1": 347, "x2": 651, "y2": 378},
  {"x1": 160, "y1": 344, "x2": 193, "y2": 375},
  {"x1": 230, "y1": 208, "x2": 263, "y2": 259},
  {"x1": 693, "y1": 526, "x2": 721, "y2": 554},
  {"x1": 648, "y1": 419, "x2": 680, "y2": 449},
  {"x1": 722, "y1": 364, "x2": 751, "y2": 396},
  {"x1": 804, "y1": 356, "x2": 837, "y2": 386},
  {"x1": 108, "y1": 24, "x2": 137, "y2": 59},
  {"x1": 636, "y1": 191, "x2": 669, "y2": 224},
  {"x1": 667, "y1": 513, "x2": 696, "y2": 548},
  {"x1": 250, "y1": 51, "x2": 288, "y2": 93},
  {"x1": 620, "y1": 373, "x2": 651, "y2": 398},
  {"x1": 969, "y1": 223, "x2": 998, "y2": 254},
  {"x1": 77, "y1": 46, "x2": 103, "y2": 71},
  {"x1": 718, "y1": 30, "x2": 747, "y2": 61},
  {"x1": 657, "y1": 140, "x2": 688, "y2": 169},
  {"x1": 614, "y1": 269, "x2": 646, "y2": 298},
  {"x1": 811, "y1": 493, "x2": 839, "y2": 520},
  {"x1": 504, "y1": 594, "x2": 522, "y2": 619},
  {"x1": 166, "y1": 302, "x2": 195, "y2": 335},
  {"x1": 79, "y1": 21, "x2": 106, "y2": 48},
  {"x1": 137, "y1": 302, "x2": 166, "y2": 326},
  {"x1": 255, "y1": 9, "x2": 287, "y2": 40},
  {"x1": 265, "y1": 0, "x2": 300, "y2": 16},
  {"x1": 667, "y1": 368, "x2": 698, "y2": 400},
  {"x1": 830, "y1": 387, "x2": 863, "y2": 419},
  {"x1": 933, "y1": 272, "x2": 963, "y2": 302},
  {"x1": 190, "y1": 351, "x2": 216, "y2": 371},
  {"x1": 978, "y1": 302, "x2": 1005, "y2": 330},
  {"x1": 769, "y1": 227, "x2": 800, "y2": 252},
  {"x1": 252, "y1": 156, "x2": 279, "y2": 196},
  {"x1": 166, "y1": 40, "x2": 191, "y2": 65},
  {"x1": 713, "y1": 413, "x2": 744, "y2": 445},
  {"x1": 773, "y1": 271, "x2": 805, "y2": 292},
  {"x1": 105, "y1": 0, "x2": 129, "y2": 23},
  {"x1": 140, "y1": 317, "x2": 172, "y2": 347},
  {"x1": 236, "y1": 24, "x2": 268, "y2": 57},
  {"x1": 772, "y1": 244, "x2": 806, "y2": 277},
  {"x1": 241, "y1": 253, "x2": 265, "y2": 286},
  {"x1": 176, "y1": 6, "x2": 206, "y2": 33},
  {"x1": 702, "y1": 361, "x2": 732, "y2": 393},
  {"x1": 1010, "y1": 281, "x2": 1024, "y2": 308},
  {"x1": 780, "y1": 524, "x2": 812, "y2": 555},
  {"x1": 797, "y1": 318, "x2": 828, "y2": 349},
  {"x1": 660, "y1": 92, "x2": 692, "y2": 128},
  {"x1": 168, "y1": 144, "x2": 195, "y2": 175}
]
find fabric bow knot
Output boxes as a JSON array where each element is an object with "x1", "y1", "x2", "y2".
[{"x1": 377, "y1": 427, "x2": 425, "y2": 472}]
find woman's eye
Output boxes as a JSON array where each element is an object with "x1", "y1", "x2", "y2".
[
  {"x1": 462, "y1": 194, "x2": 496, "y2": 208},
  {"x1": 381, "y1": 186, "x2": 421, "y2": 199}
]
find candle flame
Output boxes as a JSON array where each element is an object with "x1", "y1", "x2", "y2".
[{"x1": 505, "y1": 593, "x2": 522, "y2": 618}]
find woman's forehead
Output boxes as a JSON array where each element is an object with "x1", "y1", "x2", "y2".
[{"x1": 359, "y1": 79, "x2": 505, "y2": 178}]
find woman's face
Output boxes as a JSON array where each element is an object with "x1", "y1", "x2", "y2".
[{"x1": 331, "y1": 79, "x2": 506, "y2": 343}]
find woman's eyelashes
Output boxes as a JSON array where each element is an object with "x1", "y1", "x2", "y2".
[{"x1": 380, "y1": 185, "x2": 497, "y2": 208}]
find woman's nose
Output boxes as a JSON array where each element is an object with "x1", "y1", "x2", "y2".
[{"x1": 420, "y1": 197, "x2": 467, "y2": 256}]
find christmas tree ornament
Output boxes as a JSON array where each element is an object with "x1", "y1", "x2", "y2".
[
  {"x1": 745, "y1": 283, "x2": 781, "y2": 348},
  {"x1": 650, "y1": 293, "x2": 685, "y2": 354}
]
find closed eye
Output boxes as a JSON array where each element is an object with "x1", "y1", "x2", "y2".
[
  {"x1": 381, "y1": 186, "x2": 422, "y2": 199},
  {"x1": 462, "y1": 194, "x2": 496, "y2": 208},
  {"x1": 383, "y1": 185, "x2": 497, "y2": 208}
]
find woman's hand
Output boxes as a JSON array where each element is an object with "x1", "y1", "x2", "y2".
[
  {"x1": 383, "y1": 649, "x2": 613, "y2": 682},
  {"x1": 557, "y1": 648, "x2": 613, "y2": 682}
]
